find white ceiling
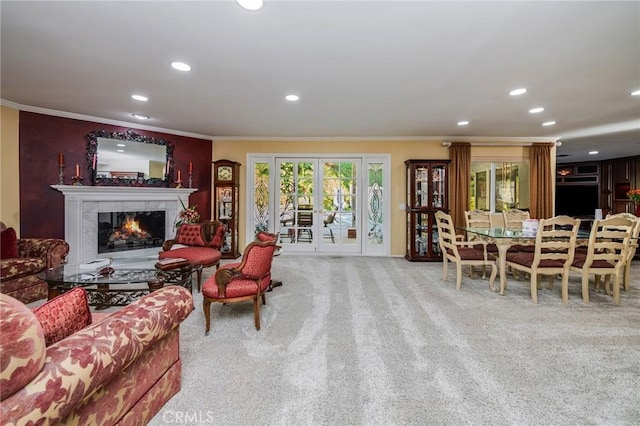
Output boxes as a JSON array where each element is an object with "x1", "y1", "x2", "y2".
[{"x1": 1, "y1": 1, "x2": 639, "y2": 164}]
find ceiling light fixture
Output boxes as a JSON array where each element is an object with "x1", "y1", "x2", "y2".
[
  {"x1": 171, "y1": 61, "x2": 191, "y2": 72},
  {"x1": 529, "y1": 107, "x2": 544, "y2": 113},
  {"x1": 509, "y1": 88, "x2": 527, "y2": 96},
  {"x1": 131, "y1": 94, "x2": 148, "y2": 102},
  {"x1": 542, "y1": 121, "x2": 556, "y2": 126},
  {"x1": 588, "y1": 151, "x2": 599, "y2": 155},
  {"x1": 285, "y1": 94, "x2": 299, "y2": 102},
  {"x1": 631, "y1": 90, "x2": 640, "y2": 96},
  {"x1": 236, "y1": 0, "x2": 264, "y2": 11},
  {"x1": 457, "y1": 121, "x2": 469, "y2": 126},
  {"x1": 132, "y1": 114, "x2": 149, "y2": 120}
]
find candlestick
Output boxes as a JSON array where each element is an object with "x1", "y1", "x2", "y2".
[
  {"x1": 175, "y1": 170, "x2": 183, "y2": 188},
  {"x1": 188, "y1": 172, "x2": 193, "y2": 189},
  {"x1": 58, "y1": 165, "x2": 65, "y2": 185}
]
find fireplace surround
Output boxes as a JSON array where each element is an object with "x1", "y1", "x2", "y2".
[{"x1": 52, "y1": 185, "x2": 197, "y2": 264}]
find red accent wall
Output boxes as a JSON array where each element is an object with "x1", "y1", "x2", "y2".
[{"x1": 19, "y1": 112, "x2": 212, "y2": 238}]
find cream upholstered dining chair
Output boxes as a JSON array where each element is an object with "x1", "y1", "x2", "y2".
[
  {"x1": 435, "y1": 210, "x2": 497, "y2": 291},
  {"x1": 570, "y1": 215, "x2": 635, "y2": 305},
  {"x1": 505, "y1": 215, "x2": 581, "y2": 304},
  {"x1": 604, "y1": 212, "x2": 640, "y2": 292},
  {"x1": 502, "y1": 209, "x2": 530, "y2": 230}
]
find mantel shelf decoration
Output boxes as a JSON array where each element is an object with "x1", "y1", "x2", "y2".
[{"x1": 86, "y1": 129, "x2": 174, "y2": 187}]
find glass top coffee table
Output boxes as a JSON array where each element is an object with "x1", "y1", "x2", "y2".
[{"x1": 39, "y1": 256, "x2": 198, "y2": 308}]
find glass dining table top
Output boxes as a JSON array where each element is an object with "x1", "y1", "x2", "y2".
[{"x1": 461, "y1": 227, "x2": 592, "y2": 240}]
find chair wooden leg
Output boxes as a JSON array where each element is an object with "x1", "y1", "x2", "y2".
[
  {"x1": 582, "y1": 273, "x2": 590, "y2": 304},
  {"x1": 196, "y1": 268, "x2": 203, "y2": 292},
  {"x1": 203, "y1": 299, "x2": 212, "y2": 335},
  {"x1": 455, "y1": 263, "x2": 462, "y2": 290},
  {"x1": 623, "y1": 264, "x2": 630, "y2": 291},
  {"x1": 530, "y1": 274, "x2": 538, "y2": 304},
  {"x1": 442, "y1": 258, "x2": 448, "y2": 281},
  {"x1": 613, "y1": 274, "x2": 621, "y2": 304},
  {"x1": 261, "y1": 293, "x2": 266, "y2": 305},
  {"x1": 253, "y1": 297, "x2": 261, "y2": 331},
  {"x1": 561, "y1": 272, "x2": 569, "y2": 304}
]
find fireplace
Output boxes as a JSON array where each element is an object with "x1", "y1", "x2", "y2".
[
  {"x1": 52, "y1": 186, "x2": 197, "y2": 264},
  {"x1": 98, "y1": 211, "x2": 165, "y2": 254}
]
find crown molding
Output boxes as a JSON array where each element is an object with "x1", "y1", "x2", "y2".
[{"x1": 1, "y1": 99, "x2": 214, "y2": 141}]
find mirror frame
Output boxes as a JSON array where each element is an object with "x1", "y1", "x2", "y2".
[{"x1": 86, "y1": 129, "x2": 174, "y2": 187}]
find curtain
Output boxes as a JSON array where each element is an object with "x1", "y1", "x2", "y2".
[
  {"x1": 449, "y1": 142, "x2": 471, "y2": 229},
  {"x1": 529, "y1": 143, "x2": 554, "y2": 219}
]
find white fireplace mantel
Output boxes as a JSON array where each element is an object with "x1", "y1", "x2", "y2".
[{"x1": 52, "y1": 185, "x2": 198, "y2": 264}]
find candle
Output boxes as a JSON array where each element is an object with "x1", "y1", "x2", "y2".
[
  {"x1": 92, "y1": 154, "x2": 96, "y2": 169},
  {"x1": 189, "y1": 162, "x2": 193, "y2": 174},
  {"x1": 58, "y1": 153, "x2": 64, "y2": 167},
  {"x1": 75, "y1": 164, "x2": 80, "y2": 177},
  {"x1": 177, "y1": 170, "x2": 181, "y2": 181},
  {"x1": 166, "y1": 160, "x2": 170, "y2": 175}
]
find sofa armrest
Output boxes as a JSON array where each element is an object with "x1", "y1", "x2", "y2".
[
  {"x1": 17, "y1": 238, "x2": 69, "y2": 269},
  {"x1": 162, "y1": 239, "x2": 177, "y2": 251},
  {"x1": 0, "y1": 286, "x2": 194, "y2": 424}
]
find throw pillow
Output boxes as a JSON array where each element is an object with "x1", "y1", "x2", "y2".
[
  {"x1": 32, "y1": 287, "x2": 92, "y2": 346},
  {"x1": 209, "y1": 224, "x2": 226, "y2": 248},
  {"x1": 0, "y1": 227, "x2": 19, "y2": 259},
  {"x1": 176, "y1": 224, "x2": 206, "y2": 247}
]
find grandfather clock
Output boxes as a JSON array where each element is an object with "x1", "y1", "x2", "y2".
[{"x1": 213, "y1": 160, "x2": 241, "y2": 259}]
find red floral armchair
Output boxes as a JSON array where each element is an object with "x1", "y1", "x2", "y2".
[{"x1": 0, "y1": 222, "x2": 69, "y2": 304}]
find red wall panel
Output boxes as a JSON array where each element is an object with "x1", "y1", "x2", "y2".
[{"x1": 19, "y1": 112, "x2": 212, "y2": 238}]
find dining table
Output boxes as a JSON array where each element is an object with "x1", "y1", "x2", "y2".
[{"x1": 460, "y1": 226, "x2": 592, "y2": 296}]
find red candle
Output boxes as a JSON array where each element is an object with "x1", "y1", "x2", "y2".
[
  {"x1": 92, "y1": 154, "x2": 96, "y2": 169},
  {"x1": 189, "y1": 162, "x2": 193, "y2": 174},
  {"x1": 75, "y1": 164, "x2": 80, "y2": 177},
  {"x1": 58, "y1": 153, "x2": 64, "y2": 167},
  {"x1": 177, "y1": 170, "x2": 181, "y2": 181}
]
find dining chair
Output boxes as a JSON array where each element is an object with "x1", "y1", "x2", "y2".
[
  {"x1": 435, "y1": 211, "x2": 497, "y2": 291},
  {"x1": 604, "y1": 212, "x2": 640, "y2": 292},
  {"x1": 570, "y1": 216, "x2": 635, "y2": 304},
  {"x1": 296, "y1": 211, "x2": 313, "y2": 243},
  {"x1": 201, "y1": 238, "x2": 278, "y2": 333},
  {"x1": 323, "y1": 212, "x2": 336, "y2": 243},
  {"x1": 505, "y1": 215, "x2": 580, "y2": 304},
  {"x1": 502, "y1": 209, "x2": 530, "y2": 230},
  {"x1": 464, "y1": 209, "x2": 498, "y2": 277}
]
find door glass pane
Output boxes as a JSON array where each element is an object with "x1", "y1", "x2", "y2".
[
  {"x1": 253, "y1": 162, "x2": 270, "y2": 235},
  {"x1": 495, "y1": 163, "x2": 519, "y2": 213},
  {"x1": 367, "y1": 162, "x2": 383, "y2": 245}
]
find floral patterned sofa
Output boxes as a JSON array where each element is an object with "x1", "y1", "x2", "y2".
[
  {"x1": 0, "y1": 285, "x2": 194, "y2": 425},
  {"x1": 0, "y1": 222, "x2": 69, "y2": 304}
]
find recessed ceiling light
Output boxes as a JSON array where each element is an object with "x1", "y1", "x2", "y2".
[
  {"x1": 171, "y1": 61, "x2": 191, "y2": 72},
  {"x1": 117, "y1": 143, "x2": 125, "y2": 147},
  {"x1": 542, "y1": 121, "x2": 556, "y2": 126},
  {"x1": 117, "y1": 149, "x2": 125, "y2": 153},
  {"x1": 236, "y1": 0, "x2": 264, "y2": 10},
  {"x1": 285, "y1": 94, "x2": 299, "y2": 102},
  {"x1": 131, "y1": 94, "x2": 148, "y2": 102},
  {"x1": 457, "y1": 121, "x2": 469, "y2": 126},
  {"x1": 529, "y1": 107, "x2": 544, "y2": 113},
  {"x1": 631, "y1": 90, "x2": 640, "y2": 96},
  {"x1": 588, "y1": 151, "x2": 599, "y2": 155},
  {"x1": 509, "y1": 88, "x2": 527, "y2": 96},
  {"x1": 132, "y1": 114, "x2": 149, "y2": 120}
]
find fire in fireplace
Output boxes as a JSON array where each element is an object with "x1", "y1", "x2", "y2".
[{"x1": 98, "y1": 211, "x2": 165, "y2": 254}]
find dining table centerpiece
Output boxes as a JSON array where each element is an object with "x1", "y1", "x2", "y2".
[{"x1": 627, "y1": 188, "x2": 640, "y2": 217}]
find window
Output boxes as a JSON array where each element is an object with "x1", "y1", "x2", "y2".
[{"x1": 470, "y1": 162, "x2": 529, "y2": 213}]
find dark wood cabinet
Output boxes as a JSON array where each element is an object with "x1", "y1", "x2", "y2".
[
  {"x1": 602, "y1": 157, "x2": 639, "y2": 214},
  {"x1": 405, "y1": 159, "x2": 450, "y2": 261},
  {"x1": 213, "y1": 160, "x2": 241, "y2": 259}
]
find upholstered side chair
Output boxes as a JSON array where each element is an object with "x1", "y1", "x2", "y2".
[{"x1": 202, "y1": 238, "x2": 278, "y2": 333}]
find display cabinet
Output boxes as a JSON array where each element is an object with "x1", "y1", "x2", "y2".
[
  {"x1": 213, "y1": 160, "x2": 241, "y2": 259},
  {"x1": 405, "y1": 159, "x2": 450, "y2": 261}
]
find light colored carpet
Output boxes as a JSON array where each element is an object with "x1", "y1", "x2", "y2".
[{"x1": 149, "y1": 256, "x2": 640, "y2": 425}]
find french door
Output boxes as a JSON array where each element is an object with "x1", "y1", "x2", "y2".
[
  {"x1": 248, "y1": 154, "x2": 390, "y2": 256},
  {"x1": 275, "y1": 158, "x2": 361, "y2": 253}
]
